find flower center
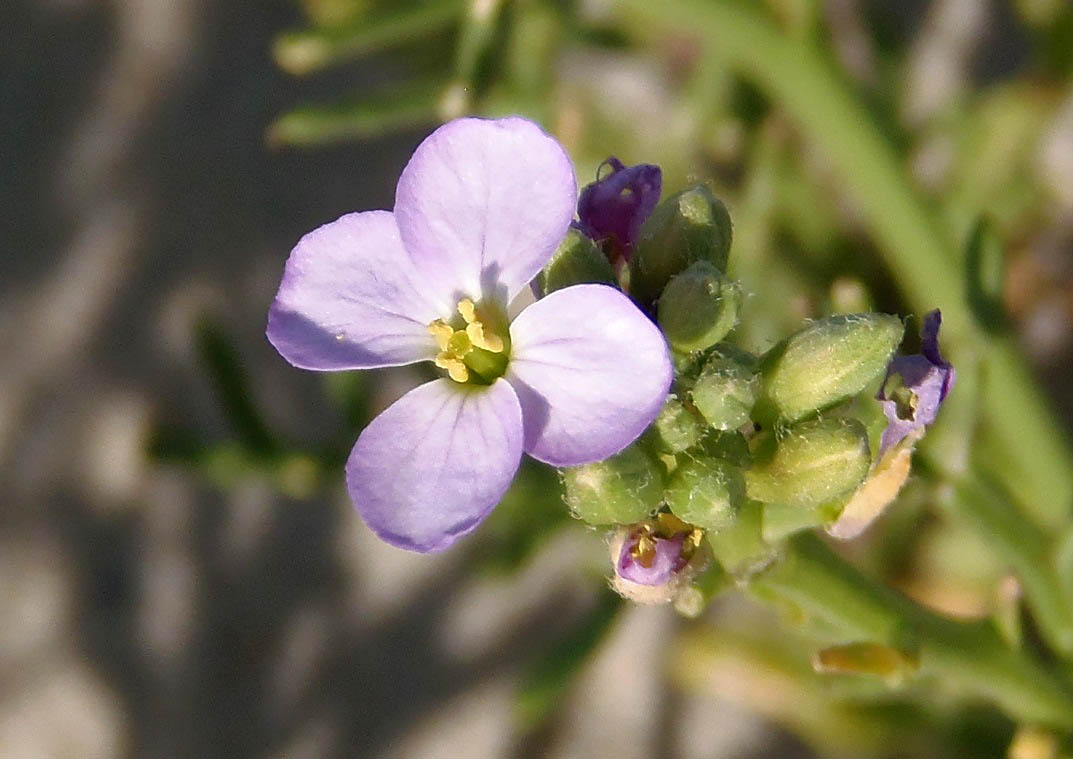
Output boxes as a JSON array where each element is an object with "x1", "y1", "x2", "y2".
[
  {"x1": 884, "y1": 374, "x2": 919, "y2": 421},
  {"x1": 629, "y1": 512, "x2": 703, "y2": 568},
  {"x1": 428, "y1": 298, "x2": 509, "y2": 384}
]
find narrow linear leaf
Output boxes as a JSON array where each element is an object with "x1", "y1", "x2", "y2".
[
  {"x1": 275, "y1": 0, "x2": 464, "y2": 75},
  {"x1": 268, "y1": 82, "x2": 443, "y2": 147}
]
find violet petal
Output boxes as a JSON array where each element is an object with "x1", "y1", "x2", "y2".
[
  {"x1": 616, "y1": 533, "x2": 685, "y2": 586},
  {"x1": 267, "y1": 211, "x2": 444, "y2": 370},
  {"x1": 505, "y1": 284, "x2": 672, "y2": 467},
  {"x1": 877, "y1": 310, "x2": 956, "y2": 455},
  {"x1": 576, "y1": 157, "x2": 661, "y2": 257},
  {"x1": 346, "y1": 378, "x2": 524, "y2": 553},
  {"x1": 394, "y1": 117, "x2": 577, "y2": 304}
]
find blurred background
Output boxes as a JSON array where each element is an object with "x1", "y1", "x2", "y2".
[{"x1": 3, "y1": 0, "x2": 1073, "y2": 756}]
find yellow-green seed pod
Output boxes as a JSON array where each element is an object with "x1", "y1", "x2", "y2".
[
  {"x1": 629, "y1": 185, "x2": 733, "y2": 304},
  {"x1": 690, "y1": 345, "x2": 759, "y2": 431},
  {"x1": 665, "y1": 457, "x2": 745, "y2": 532},
  {"x1": 745, "y1": 418, "x2": 871, "y2": 509},
  {"x1": 561, "y1": 442, "x2": 664, "y2": 525},
  {"x1": 658, "y1": 261, "x2": 742, "y2": 352},
  {"x1": 754, "y1": 313, "x2": 904, "y2": 424},
  {"x1": 650, "y1": 395, "x2": 705, "y2": 453},
  {"x1": 535, "y1": 227, "x2": 616, "y2": 296}
]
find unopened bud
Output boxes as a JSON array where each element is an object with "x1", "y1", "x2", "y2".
[
  {"x1": 650, "y1": 395, "x2": 705, "y2": 453},
  {"x1": 689, "y1": 345, "x2": 759, "y2": 431},
  {"x1": 665, "y1": 456, "x2": 745, "y2": 532},
  {"x1": 745, "y1": 418, "x2": 871, "y2": 509},
  {"x1": 754, "y1": 313, "x2": 904, "y2": 424},
  {"x1": 658, "y1": 261, "x2": 742, "y2": 352},
  {"x1": 561, "y1": 442, "x2": 664, "y2": 525},
  {"x1": 629, "y1": 185, "x2": 733, "y2": 304},
  {"x1": 701, "y1": 430, "x2": 752, "y2": 468},
  {"x1": 534, "y1": 227, "x2": 617, "y2": 296}
]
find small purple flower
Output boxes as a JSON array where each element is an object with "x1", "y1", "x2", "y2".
[
  {"x1": 267, "y1": 117, "x2": 672, "y2": 553},
  {"x1": 877, "y1": 310, "x2": 956, "y2": 455},
  {"x1": 576, "y1": 157, "x2": 662, "y2": 265},
  {"x1": 609, "y1": 515, "x2": 706, "y2": 605}
]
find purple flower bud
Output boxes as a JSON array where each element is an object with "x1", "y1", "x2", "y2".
[
  {"x1": 576, "y1": 157, "x2": 661, "y2": 265},
  {"x1": 609, "y1": 514, "x2": 706, "y2": 605},
  {"x1": 877, "y1": 310, "x2": 956, "y2": 455}
]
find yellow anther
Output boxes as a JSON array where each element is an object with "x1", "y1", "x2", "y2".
[
  {"x1": 466, "y1": 322, "x2": 504, "y2": 353},
  {"x1": 434, "y1": 354, "x2": 470, "y2": 383},
  {"x1": 633, "y1": 534, "x2": 657, "y2": 566},
  {"x1": 428, "y1": 298, "x2": 507, "y2": 383},
  {"x1": 428, "y1": 320, "x2": 454, "y2": 351},
  {"x1": 457, "y1": 298, "x2": 477, "y2": 324}
]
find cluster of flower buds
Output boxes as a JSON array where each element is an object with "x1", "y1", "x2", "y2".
[{"x1": 550, "y1": 160, "x2": 953, "y2": 609}]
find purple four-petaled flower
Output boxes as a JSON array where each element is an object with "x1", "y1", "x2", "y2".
[
  {"x1": 576, "y1": 157, "x2": 662, "y2": 265},
  {"x1": 267, "y1": 117, "x2": 672, "y2": 552},
  {"x1": 877, "y1": 309, "x2": 956, "y2": 455}
]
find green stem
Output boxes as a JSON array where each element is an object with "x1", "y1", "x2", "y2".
[
  {"x1": 755, "y1": 534, "x2": 1073, "y2": 729},
  {"x1": 611, "y1": 0, "x2": 1073, "y2": 527},
  {"x1": 948, "y1": 478, "x2": 1073, "y2": 657}
]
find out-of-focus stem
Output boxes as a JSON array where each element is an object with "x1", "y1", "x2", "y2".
[{"x1": 755, "y1": 534, "x2": 1073, "y2": 729}]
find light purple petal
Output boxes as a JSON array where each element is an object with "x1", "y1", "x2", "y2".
[
  {"x1": 876, "y1": 309, "x2": 956, "y2": 455},
  {"x1": 506, "y1": 284, "x2": 672, "y2": 467},
  {"x1": 346, "y1": 378, "x2": 523, "y2": 553},
  {"x1": 394, "y1": 117, "x2": 577, "y2": 304},
  {"x1": 267, "y1": 211, "x2": 446, "y2": 370},
  {"x1": 616, "y1": 533, "x2": 686, "y2": 586}
]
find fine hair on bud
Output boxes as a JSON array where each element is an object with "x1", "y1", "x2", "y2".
[
  {"x1": 658, "y1": 261, "x2": 742, "y2": 352},
  {"x1": 753, "y1": 313, "x2": 904, "y2": 425},
  {"x1": 561, "y1": 442, "x2": 664, "y2": 525},
  {"x1": 629, "y1": 185, "x2": 733, "y2": 305},
  {"x1": 745, "y1": 417, "x2": 871, "y2": 509}
]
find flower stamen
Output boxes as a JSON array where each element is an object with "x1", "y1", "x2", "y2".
[{"x1": 427, "y1": 299, "x2": 509, "y2": 383}]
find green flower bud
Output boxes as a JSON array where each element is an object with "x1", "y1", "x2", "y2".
[
  {"x1": 629, "y1": 185, "x2": 733, "y2": 304},
  {"x1": 665, "y1": 456, "x2": 746, "y2": 532},
  {"x1": 745, "y1": 418, "x2": 871, "y2": 509},
  {"x1": 561, "y1": 442, "x2": 664, "y2": 525},
  {"x1": 534, "y1": 227, "x2": 616, "y2": 296},
  {"x1": 700, "y1": 430, "x2": 753, "y2": 468},
  {"x1": 650, "y1": 395, "x2": 705, "y2": 453},
  {"x1": 689, "y1": 345, "x2": 759, "y2": 431},
  {"x1": 658, "y1": 261, "x2": 742, "y2": 352},
  {"x1": 754, "y1": 313, "x2": 904, "y2": 424}
]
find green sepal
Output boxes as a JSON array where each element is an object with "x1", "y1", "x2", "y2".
[
  {"x1": 665, "y1": 456, "x2": 746, "y2": 532},
  {"x1": 658, "y1": 261, "x2": 742, "y2": 352},
  {"x1": 753, "y1": 313, "x2": 904, "y2": 425},
  {"x1": 745, "y1": 417, "x2": 871, "y2": 509},
  {"x1": 689, "y1": 344, "x2": 759, "y2": 431},
  {"x1": 649, "y1": 395, "x2": 706, "y2": 454},
  {"x1": 629, "y1": 184, "x2": 733, "y2": 304},
  {"x1": 561, "y1": 441, "x2": 664, "y2": 525},
  {"x1": 535, "y1": 227, "x2": 616, "y2": 296}
]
